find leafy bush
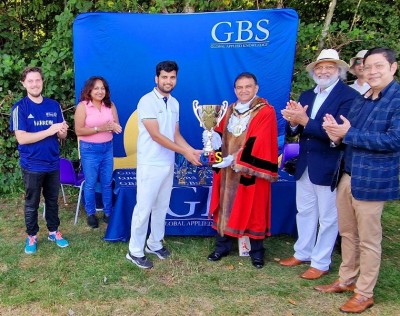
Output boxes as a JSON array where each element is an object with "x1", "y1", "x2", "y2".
[{"x1": 0, "y1": 0, "x2": 399, "y2": 194}]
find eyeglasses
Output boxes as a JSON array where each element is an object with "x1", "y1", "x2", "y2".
[
  {"x1": 363, "y1": 63, "x2": 389, "y2": 72},
  {"x1": 314, "y1": 65, "x2": 337, "y2": 72}
]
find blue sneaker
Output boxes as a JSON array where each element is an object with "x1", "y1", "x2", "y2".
[
  {"x1": 25, "y1": 235, "x2": 37, "y2": 254},
  {"x1": 145, "y1": 246, "x2": 171, "y2": 259},
  {"x1": 48, "y1": 231, "x2": 69, "y2": 248}
]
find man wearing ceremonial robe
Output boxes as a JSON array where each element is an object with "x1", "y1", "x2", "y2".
[{"x1": 207, "y1": 72, "x2": 278, "y2": 269}]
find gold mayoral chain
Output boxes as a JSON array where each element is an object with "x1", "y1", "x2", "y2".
[{"x1": 230, "y1": 102, "x2": 264, "y2": 137}]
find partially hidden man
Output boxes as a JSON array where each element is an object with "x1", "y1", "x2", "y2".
[{"x1": 207, "y1": 72, "x2": 278, "y2": 269}]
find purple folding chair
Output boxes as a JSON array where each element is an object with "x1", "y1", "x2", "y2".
[
  {"x1": 59, "y1": 158, "x2": 85, "y2": 224},
  {"x1": 280, "y1": 143, "x2": 300, "y2": 168}
]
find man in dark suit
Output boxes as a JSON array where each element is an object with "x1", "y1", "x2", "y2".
[
  {"x1": 279, "y1": 49, "x2": 359, "y2": 280},
  {"x1": 316, "y1": 47, "x2": 400, "y2": 313}
]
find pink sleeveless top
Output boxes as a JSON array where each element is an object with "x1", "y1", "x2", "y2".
[{"x1": 79, "y1": 101, "x2": 114, "y2": 143}]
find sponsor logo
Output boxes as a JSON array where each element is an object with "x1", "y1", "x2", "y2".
[
  {"x1": 46, "y1": 112, "x2": 57, "y2": 117},
  {"x1": 34, "y1": 120, "x2": 54, "y2": 126},
  {"x1": 200, "y1": 151, "x2": 222, "y2": 165},
  {"x1": 168, "y1": 186, "x2": 213, "y2": 217},
  {"x1": 210, "y1": 19, "x2": 270, "y2": 48},
  {"x1": 28, "y1": 114, "x2": 34, "y2": 119},
  {"x1": 165, "y1": 219, "x2": 213, "y2": 227}
]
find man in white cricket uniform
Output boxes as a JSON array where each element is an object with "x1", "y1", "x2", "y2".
[{"x1": 126, "y1": 60, "x2": 202, "y2": 269}]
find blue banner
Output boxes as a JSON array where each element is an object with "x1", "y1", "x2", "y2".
[
  {"x1": 105, "y1": 168, "x2": 296, "y2": 239},
  {"x1": 73, "y1": 9, "x2": 298, "y2": 168}
]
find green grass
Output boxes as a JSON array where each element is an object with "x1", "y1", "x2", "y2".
[{"x1": 0, "y1": 195, "x2": 399, "y2": 316}]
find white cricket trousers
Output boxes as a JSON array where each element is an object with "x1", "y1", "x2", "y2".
[
  {"x1": 128, "y1": 164, "x2": 174, "y2": 257},
  {"x1": 294, "y1": 168, "x2": 338, "y2": 271}
]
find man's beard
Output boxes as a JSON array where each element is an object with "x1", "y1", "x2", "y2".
[
  {"x1": 313, "y1": 74, "x2": 339, "y2": 89},
  {"x1": 157, "y1": 84, "x2": 174, "y2": 94},
  {"x1": 28, "y1": 91, "x2": 42, "y2": 98}
]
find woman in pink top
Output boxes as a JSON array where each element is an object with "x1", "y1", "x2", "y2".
[{"x1": 74, "y1": 77, "x2": 122, "y2": 228}]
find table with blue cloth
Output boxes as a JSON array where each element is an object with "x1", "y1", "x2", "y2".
[{"x1": 104, "y1": 166, "x2": 297, "y2": 242}]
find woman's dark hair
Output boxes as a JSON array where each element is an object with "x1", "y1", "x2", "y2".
[{"x1": 79, "y1": 76, "x2": 112, "y2": 108}]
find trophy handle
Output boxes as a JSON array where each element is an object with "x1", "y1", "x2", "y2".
[
  {"x1": 192, "y1": 100, "x2": 204, "y2": 129},
  {"x1": 216, "y1": 100, "x2": 229, "y2": 127}
]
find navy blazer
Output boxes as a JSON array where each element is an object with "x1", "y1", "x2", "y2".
[
  {"x1": 287, "y1": 80, "x2": 359, "y2": 186},
  {"x1": 344, "y1": 80, "x2": 400, "y2": 201}
]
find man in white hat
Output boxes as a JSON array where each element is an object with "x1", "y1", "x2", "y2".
[
  {"x1": 349, "y1": 49, "x2": 371, "y2": 94},
  {"x1": 279, "y1": 49, "x2": 359, "y2": 280}
]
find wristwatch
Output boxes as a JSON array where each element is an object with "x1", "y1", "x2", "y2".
[{"x1": 94, "y1": 126, "x2": 99, "y2": 133}]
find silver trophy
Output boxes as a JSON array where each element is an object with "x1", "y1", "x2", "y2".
[{"x1": 192, "y1": 100, "x2": 228, "y2": 156}]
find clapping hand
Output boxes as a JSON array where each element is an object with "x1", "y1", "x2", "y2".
[
  {"x1": 101, "y1": 121, "x2": 122, "y2": 133},
  {"x1": 50, "y1": 121, "x2": 68, "y2": 137},
  {"x1": 112, "y1": 122, "x2": 122, "y2": 134},
  {"x1": 322, "y1": 114, "x2": 351, "y2": 144},
  {"x1": 281, "y1": 100, "x2": 309, "y2": 127}
]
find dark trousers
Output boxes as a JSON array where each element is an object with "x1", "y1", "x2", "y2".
[
  {"x1": 22, "y1": 169, "x2": 60, "y2": 236},
  {"x1": 215, "y1": 234, "x2": 265, "y2": 260}
]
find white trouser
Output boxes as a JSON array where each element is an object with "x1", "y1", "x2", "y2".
[
  {"x1": 128, "y1": 164, "x2": 174, "y2": 257},
  {"x1": 293, "y1": 168, "x2": 338, "y2": 271}
]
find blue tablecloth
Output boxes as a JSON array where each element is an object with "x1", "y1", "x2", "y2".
[{"x1": 104, "y1": 167, "x2": 297, "y2": 242}]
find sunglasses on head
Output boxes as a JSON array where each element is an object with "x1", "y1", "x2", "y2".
[{"x1": 354, "y1": 59, "x2": 363, "y2": 65}]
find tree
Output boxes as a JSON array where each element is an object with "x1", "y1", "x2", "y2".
[
  {"x1": 0, "y1": 0, "x2": 399, "y2": 194},
  {"x1": 318, "y1": 0, "x2": 337, "y2": 50}
]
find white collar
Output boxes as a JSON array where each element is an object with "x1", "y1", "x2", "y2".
[
  {"x1": 354, "y1": 79, "x2": 370, "y2": 87},
  {"x1": 153, "y1": 87, "x2": 169, "y2": 100},
  {"x1": 235, "y1": 96, "x2": 256, "y2": 112}
]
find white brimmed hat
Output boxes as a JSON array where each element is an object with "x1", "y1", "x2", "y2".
[
  {"x1": 349, "y1": 49, "x2": 368, "y2": 74},
  {"x1": 306, "y1": 49, "x2": 349, "y2": 72}
]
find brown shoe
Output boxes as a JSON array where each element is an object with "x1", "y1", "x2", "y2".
[
  {"x1": 300, "y1": 267, "x2": 329, "y2": 280},
  {"x1": 339, "y1": 293, "x2": 374, "y2": 313},
  {"x1": 279, "y1": 256, "x2": 307, "y2": 267},
  {"x1": 314, "y1": 279, "x2": 356, "y2": 293}
]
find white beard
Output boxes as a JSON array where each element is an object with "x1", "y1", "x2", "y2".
[{"x1": 313, "y1": 74, "x2": 339, "y2": 89}]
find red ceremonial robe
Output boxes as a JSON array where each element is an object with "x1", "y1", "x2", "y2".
[{"x1": 209, "y1": 97, "x2": 278, "y2": 239}]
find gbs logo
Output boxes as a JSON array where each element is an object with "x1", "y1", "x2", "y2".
[
  {"x1": 200, "y1": 151, "x2": 223, "y2": 165},
  {"x1": 211, "y1": 19, "x2": 270, "y2": 43}
]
